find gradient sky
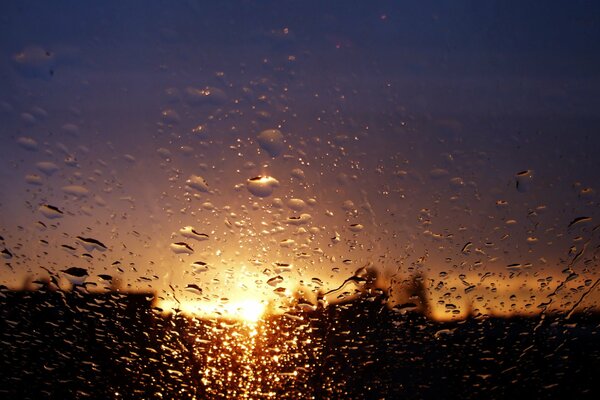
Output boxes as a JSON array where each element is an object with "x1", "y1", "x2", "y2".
[{"x1": 1, "y1": 1, "x2": 599, "y2": 319}]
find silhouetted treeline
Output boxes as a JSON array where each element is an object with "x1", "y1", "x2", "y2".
[{"x1": 0, "y1": 286, "x2": 598, "y2": 399}]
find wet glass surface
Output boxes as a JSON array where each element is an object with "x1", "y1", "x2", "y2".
[{"x1": 1, "y1": 1, "x2": 599, "y2": 398}]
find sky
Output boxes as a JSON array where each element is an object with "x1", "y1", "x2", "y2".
[{"x1": 1, "y1": 0, "x2": 599, "y2": 320}]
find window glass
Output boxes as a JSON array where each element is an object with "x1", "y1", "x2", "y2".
[{"x1": 1, "y1": 1, "x2": 599, "y2": 398}]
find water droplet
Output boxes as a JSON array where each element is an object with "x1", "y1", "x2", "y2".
[
  {"x1": 156, "y1": 147, "x2": 172, "y2": 159},
  {"x1": 202, "y1": 202, "x2": 215, "y2": 210},
  {"x1": 246, "y1": 175, "x2": 279, "y2": 197},
  {"x1": 331, "y1": 232, "x2": 341, "y2": 243},
  {"x1": 286, "y1": 213, "x2": 312, "y2": 225},
  {"x1": 170, "y1": 242, "x2": 194, "y2": 254},
  {"x1": 434, "y1": 328, "x2": 456, "y2": 338},
  {"x1": 461, "y1": 242, "x2": 472, "y2": 254},
  {"x1": 267, "y1": 275, "x2": 284, "y2": 286},
  {"x1": 39, "y1": 204, "x2": 64, "y2": 219},
  {"x1": 179, "y1": 145, "x2": 194, "y2": 155},
  {"x1": 348, "y1": 223, "x2": 364, "y2": 232},
  {"x1": 186, "y1": 175, "x2": 210, "y2": 193},
  {"x1": 291, "y1": 168, "x2": 305, "y2": 180},
  {"x1": 257, "y1": 129, "x2": 285, "y2": 157},
  {"x1": 429, "y1": 168, "x2": 449, "y2": 179},
  {"x1": 341, "y1": 200, "x2": 355, "y2": 211},
  {"x1": 61, "y1": 123, "x2": 79, "y2": 136},
  {"x1": 36, "y1": 161, "x2": 60, "y2": 176},
  {"x1": 1, "y1": 248, "x2": 13, "y2": 259},
  {"x1": 272, "y1": 198, "x2": 284, "y2": 208},
  {"x1": 62, "y1": 244, "x2": 77, "y2": 252},
  {"x1": 185, "y1": 284, "x2": 203, "y2": 296},
  {"x1": 179, "y1": 226, "x2": 209, "y2": 241},
  {"x1": 516, "y1": 170, "x2": 533, "y2": 192},
  {"x1": 62, "y1": 185, "x2": 90, "y2": 198},
  {"x1": 25, "y1": 174, "x2": 43, "y2": 185},
  {"x1": 449, "y1": 177, "x2": 465, "y2": 188},
  {"x1": 191, "y1": 261, "x2": 209, "y2": 273},
  {"x1": 76, "y1": 236, "x2": 107, "y2": 252},
  {"x1": 17, "y1": 136, "x2": 38, "y2": 151},
  {"x1": 161, "y1": 109, "x2": 180, "y2": 124},
  {"x1": 12, "y1": 46, "x2": 56, "y2": 78},
  {"x1": 287, "y1": 198, "x2": 306, "y2": 211},
  {"x1": 568, "y1": 216, "x2": 591, "y2": 228},
  {"x1": 280, "y1": 239, "x2": 295, "y2": 248},
  {"x1": 20, "y1": 112, "x2": 36, "y2": 125},
  {"x1": 64, "y1": 155, "x2": 78, "y2": 167},
  {"x1": 296, "y1": 300, "x2": 317, "y2": 312},
  {"x1": 185, "y1": 86, "x2": 227, "y2": 105},
  {"x1": 273, "y1": 262, "x2": 292, "y2": 273},
  {"x1": 62, "y1": 267, "x2": 88, "y2": 277}
]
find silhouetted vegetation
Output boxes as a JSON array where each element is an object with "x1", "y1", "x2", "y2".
[{"x1": 0, "y1": 285, "x2": 598, "y2": 399}]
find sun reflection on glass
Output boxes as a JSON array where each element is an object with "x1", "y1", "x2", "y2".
[{"x1": 189, "y1": 310, "x2": 320, "y2": 398}]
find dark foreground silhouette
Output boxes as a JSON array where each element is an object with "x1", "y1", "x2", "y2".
[{"x1": 0, "y1": 287, "x2": 598, "y2": 399}]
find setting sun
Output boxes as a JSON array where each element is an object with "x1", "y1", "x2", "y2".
[
  {"x1": 157, "y1": 298, "x2": 266, "y2": 323},
  {"x1": 232, "y1": 299, "x2": 265, "y2": 323}
]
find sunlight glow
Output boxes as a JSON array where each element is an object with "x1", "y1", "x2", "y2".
[
  {"x1": 157, "y1": 298, "x2": 266, "y2": 323},
  {"x1": 233, "y1": 299, "x2": 265, "y2": 323}
]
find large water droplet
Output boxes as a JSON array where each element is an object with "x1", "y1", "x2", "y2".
[
  {"x1": 429, "y1": 168, "x2": 449, "y2": 179},
  {"x1": 348, "y1": 223, "x2": 364, "y2": 232},
  {"x1": 257, "y1": 129, "x2": 285, "y2": 157},
  {"x1": 36, "y1": 161, "x2": 60, "y2": 176},
  {"x1": 267, "y1": 275, "x2": 284, "y2": 286},
  {"x1": 12, "y1": 46, "x2": 56, "y2": 78},
  {"x1": 179, "y1": 226, "x2": 209, "y2": 241},
  {"x1": 246, "y1": 176, "x2": 279, "y2": 197},
  {"x1": 62, "y1": 266, "x2": 88, "y2": 276},
  {"x1": 161, "y1": 109, "x2": 180, "y2": 124},
  {"x1": 25, "y1": 174, "x2": 43, "y2": 185},
  {"x1": 17, "y1": 136, "x2": 38, "y2": 151},
  {"x1": 191, "y1": 261, "x2": 209, "y2": 273},
  {"x1": 62, "y1": 185, "x2": 90, "y2": 198},
  {"x1": 185, "y1": 284, "x2": 203, "y2": 296},
  {"x1": 170, "y1": 242, "x2": 194, "y2": 254},
  {"x1": 39, "y1": 204, "x2": 64, "y2": 219},
  {"x1": 287, "y1": 198, "x2": 306, "y2": 211},
  {"x1": 76, "y1": 236, "x2": 107, "y2": 252},
  {"x1": 515, "y1": 170, "x2": 533, "y2": 192},
  {"x1": 273, "y1": 262, "x2": 292, "y2": 273},
  {"x1": 280, "y1": 238, "x2": 295, "y2": 248},
  {"x1": 185, "y1": 86, "x2": 227, "y2": 105},
  {"x1": 286, "y1": 213, "x2": 312, "y2": 225},
  {"x1": 291, "y1": 168, "x2": 305, "y2": 180},
  {"x1": 1, "y1": 248, "x2": 13, "y2": 259},
  {"x1": 186, "y1": 175, "x2": 210, "y2": 193}
]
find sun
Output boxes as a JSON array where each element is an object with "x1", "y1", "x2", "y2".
[
  {"x1": 232, "y1": 299, "x2": 265, "y2": 323},
  {"x1": 155, "y1": 297, "x2": 267, "y2": 323}
]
